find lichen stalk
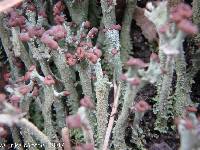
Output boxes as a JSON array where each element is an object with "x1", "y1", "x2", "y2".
[
  {"x1": 11, "y1": 27, "x2": 33, "y2": 68},
  {"x1": 0, "y1": 15, "x2": 22, "y2": 79},
  {"x1": 113, "y1": 68, "x2": 141, "y2": 150},
  {"x1": 192, "y1": 0, "x2": 200, "y2": 73},
  {"x1": 155, "y1": 56, "x2": 174, "y2": 132},
  {"x1": 78, "y1": 107, "x2": 94, "y2": 145},
  {"x1": 17, "y1": 118, "x2": 56, "y2": 150},
  {"x1": 52, "y1": 51, "x2": 79, "y2": 113},
  {"x1": 64, "y1": 0, "x2": 89, "y2": 25},
  {"x1": 77, "y1": 64, "x2": 94, "y2": 101},
  {"x1": 174, "y1": 45, "x2": 190, "y2": 116},
  {"x1": 100, "y1": 0, "x2": 122, "y2": 81},
  {"x1": 95, "y1": 60, "x2": 110, "y2": 147},
  {"x1": 120, "y1": 0, "x2": 137, "y2": 62},
  {"x1": 42, "y1": 86, "x2": 60, "y2": 144}
]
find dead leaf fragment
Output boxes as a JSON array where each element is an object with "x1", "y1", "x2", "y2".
[{"x1": 133, "y1": 6, "x2": 158, "y2": 42}]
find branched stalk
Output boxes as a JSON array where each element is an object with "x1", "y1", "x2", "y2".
[
  {"x1": 52, "y1": 51, "x2": 79, "y2": 113},
  {"x1": 100, "y1": 0, "x2": 122, "y2": 81},
  {"x1": 113, "y1": 68, "x2": 143, "y2": 149}
]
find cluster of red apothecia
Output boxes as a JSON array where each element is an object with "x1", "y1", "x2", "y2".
[
  {"x1": 160, "y1": 3, "x2": 198, "y2": 35},
  {"x1": 170, "y1": 3, "x2": 198, "y2": 35},
  {"x1": 65, "y1": 45, "x2": 102, "y2": 66},
  {"x1": 53, "y1": 1, "x2": 65, "y2": 25},
  {"x1": 2, "y1": 65, "x2": 70, "y2": 110},
  {"x1": 7, "y1": 1, "x2": 123, "y2": 66}
]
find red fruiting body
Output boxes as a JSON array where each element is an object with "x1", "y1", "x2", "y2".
[
  {"x1": 66, "y1": 114, "x2": 82, "y2": 129},
  {"x1": 12, "y1": 58, "x2": 24, "y2": 69},
  {"x1": 63, "y1": 91, "x2": 70, "y2": 96},
  {"x1": 65, "y1": 53, "x2": 77, "y2": 66},
  {"x1": 86, "y1": 53, "x2": 98, "y2": 64},
  {"x1": 3, "y1": 73, "x2": 10, "y2": 82},
  {"x1": 111, "y1": 24, "x2": 121, "y2": 30},
  {"x1": 76, "y1": 47, "x2": 85, "y2": 60},
  {"x1": 38, "y1": 10, "x2": 47, "y2": 18},
  {"x1": 69, "y1": 21, "x2": 77, "y2": 27},
  {"x1": 49, "y1": 25, "x2": 67, "y2": 40},
  {"x1": 158, "y1": 24, "x2": 170, "y2": 33},
  {"x1": 53, "y1": 1, "x2": 64, "y2": 16},
  {"x1": 86, "y1": 42, "x2": 93, "y2": 48},
  {"x1": 102, "y1": 28, "x2": 107, "y2": 33},
  {"x1": 28, "y1": 26, "x2": 45, "y2": 38},
  {"x1": 184, "y1": 119, "x2": 194, "y2": 129},
  {"x1": 65, "y1": 53, "x2": 74, "y2": 58},
  {"x1": 126, "y1": 58, "x2": 147, "y2": 68},
  {"x1": 10, "y1": 95, "x2": 20, "y2": 102},
  {"x1": 72, "y1": 36, "x2": 77, "y2": 42},
  {"x1": 24, "y1": 72, "x2": 31, "y2": 81},
  {"x1": 186, "y1": 106, "x2": 197, "y2": 112},
  {"x1": 80, "y1": 96, "x2": 94, "y2": 109},
  {"x1": 90, "y1": 75, "x2": 97, "y2": 80},
  {"x1": 41, "y1": 33, "x2": 51, "y2": 43},
  {"x1": 0, "y1": 93, "x2": 6, "y2": 102},
  {"x1": 134, "y1": 100, "x2": 151, "y2": 112},
  {"x1": 29, "y1": 65, "x2": 36, "y2": 72},
  {"x1": 54, "y1": 15, "x2": 65, "y2": 25},
  {"x1": 0, "y1": 126, "x2": 8, "y2": 138},
  {"x1": 46, "y1": 40, "x2": 59, "y2": 49},
  {"x1": 177, "y1": 19, "x2": 198, "y2": 35},
  {"x1": 88, "y1": 27, "x2": 98, "y2": 38},
  {"x1": 67, "y1": 58, "x2": 77, "y2": 66},
  {"x1": 79, "y1": 41, "x2": 86, "y2": 47},
  {"x1": 19, "y1": 86, "x2": 30, "y2": 95},
  {"x1": 170, "y1": 11, "x2": 183, "y2": 23},
  {"x1": 150, "y1": 53, "x2": 160, "y2": 62},
  {"x1": 44, "y1": 75, "x2": 55, "y2": 86},
  {"x1": 170, "y1": 3, "x2": 192, "y2": 22},
  {"x1": 107, "y1": 0, "x2": 113, "y2": 6},
  {"x1": 80, "y1": 33, "x2": 86, "y2": 38},
  {"x1": 111, "y1": 48, "x2": 118, "y2": 55},
  {"x1": 41, "y1": 34, "x2": 59, "y2": 49},
  {"x1": 120, "y1": 74, "x2": 127, "y2": 81},
  {"x1": 129, "y1": 77, "x2": 141, "y2": 86},
  {"x1": 84, "y1": 21, "x2": 91, "y2": 29},
  {"x1": 174, "y1": 118, "x2": 180, "y2": 126},
  {"x1": 19, "y1": 33, "x2": 30, "y2": 42},
  {"x1": 8, "y1": 11, "x2": 25, "y2": 28},
  {"x1": 26, "y1": 3, "x2": 36, "y2": 12},
  {"x1": 177, "y1": 3, "x2": 192, "y2": 18},
  {"x1": 32, "y1": 86, "x2": 39, "y2": 96}
]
